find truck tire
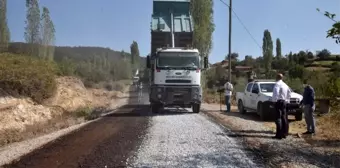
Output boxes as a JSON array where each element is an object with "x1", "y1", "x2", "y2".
[
  {"x1": 151, "y1": 103, "x2": 160, "y2": 113},
  {"x1": 192, "y1": 104, "x2": 200, "y2": 113},
  {"x1": 295, "y1": 111, "x2": 303, "y2": 121},
  {"x1": 238, "y1": 100, "x2": 247, "y2": 114}
]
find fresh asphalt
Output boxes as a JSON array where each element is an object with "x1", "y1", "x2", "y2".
[{"x1": 4, "y1": 87, "x2": 261, "y2": 168}]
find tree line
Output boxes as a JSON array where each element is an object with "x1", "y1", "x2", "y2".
[{"x1": 0, "y1": 0, "x2": 143, "y2": 88}]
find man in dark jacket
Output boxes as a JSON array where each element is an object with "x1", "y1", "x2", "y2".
[{"x1": 300, "y1": 80, "x2": 316, "y2": 135}]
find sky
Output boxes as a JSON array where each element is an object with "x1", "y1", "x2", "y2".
[{"x1": 7, "y1": 0, "x2": 340, "y2": 64}]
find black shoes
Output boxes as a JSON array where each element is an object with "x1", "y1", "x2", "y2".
[
  {"x1": 272, "y1": 136, "x2": 283, "y2": 140},
  {"x1": 303, "y1": 131, "x2": 316, "y2": 135},
  {"x1": 302, "y1": 131, "x2": 316, "y2": 136}
]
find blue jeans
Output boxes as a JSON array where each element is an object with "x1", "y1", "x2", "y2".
[{"x1": 225, "y1": 95, "x2": 231, "y2": 112}]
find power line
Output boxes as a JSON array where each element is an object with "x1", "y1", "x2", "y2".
[{"x1": 219, "y1": 0, "x2": 262, "y2": 49}]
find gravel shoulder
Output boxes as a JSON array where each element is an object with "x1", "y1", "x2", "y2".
[
  {"x1": 128, "y1": 107, "x2": 260, "y2": 168},
  {"x1": 202, "y1": 103, "x2": 340, "y2": 168}
]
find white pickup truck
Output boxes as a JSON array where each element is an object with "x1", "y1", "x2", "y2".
[{"x1": 236, "y1": 80, "x2": 303, "y2": 121}]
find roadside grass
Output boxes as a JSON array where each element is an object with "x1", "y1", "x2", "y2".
[
  {"x1": 317, "y1": 112, "x2": 340, "y2": 141},
  {"x1": 74, "y1": 106, "x2": 110, "y2": 121},
  {"x1": 75, "y1": 106, "x2": 94, "y2": 120}
]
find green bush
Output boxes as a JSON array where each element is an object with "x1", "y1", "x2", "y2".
[
  {"x1": 288, "y1": 65, "x2": 305, "y2": 79},
  {"x1": 75, "y1": 106, "x2": 93, "y2": 119},
  {"x1": 57, "y1": 57, "x2": 76, "y2": 76},
  {"x1": 286, "y1": 78, "x2": 303, "y2": 94},
  {"x1": 0, "y1": 53, "x2": 57, "y2": 103}
]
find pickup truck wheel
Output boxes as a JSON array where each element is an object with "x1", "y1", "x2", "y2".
[
  {"x1": 238, "y1": 100, "x2": 247, "y2": 114},
  {"x1": 257, "y1": 103, "x2": 267, "y2": 121},
  {"x1": 295, "y1": 111, "x2": 303, "y2": 121},
  {"x1": 192, "y1": 104, "x2": 200, "y2": 113}
]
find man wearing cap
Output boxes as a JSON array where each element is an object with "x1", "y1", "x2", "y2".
[{"x1": 272, "y1": 73, "x2": 291, "y2": 139}]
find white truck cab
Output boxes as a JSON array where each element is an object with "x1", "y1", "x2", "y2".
[
  {"x1": 236, "y1": 80, "x2": 303, "y2": 121},
  {"x1": 146, "y1": 47, "x2": 208, "y2": 113}
]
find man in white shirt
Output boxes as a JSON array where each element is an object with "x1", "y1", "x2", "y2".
[
  {"x1": 224, "y1": 79, "x2": 233, "y2": 112},
  {"x1": 272, "y1": 73, "x2": 291, "y2": 139}
]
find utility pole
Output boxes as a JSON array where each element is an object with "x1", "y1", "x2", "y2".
[{"x1": 228, "y1": 0, "x2": 232, "y2": 82}]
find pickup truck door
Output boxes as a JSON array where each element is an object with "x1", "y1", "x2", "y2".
[
  {"x1": 249, "y1": 83, "x2": 260, "y2": 109},
  {"x1": 243, "y1": 83, "x2": 254, "y2": 108}
]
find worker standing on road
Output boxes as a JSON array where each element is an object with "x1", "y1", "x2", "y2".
[
  {"x1": 138, "y1": 82, "x2": 143, "y2": 98},
  {"x1": 224, "y1": 78, "x2": 233, "y2": 113},
  {"x1": 300, "y1": 79, "x2": 316, "y2": 136},
  {"x1": 272, "y1": 73, "x2": 291, "y2": 139}
]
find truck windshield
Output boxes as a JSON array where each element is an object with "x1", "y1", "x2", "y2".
[
  {"x1": 259, "y1": 83, "x2": 275, "y2": 92},
  {"x1": 156, "y1": 52, "x2": 200, "y2": 69}
]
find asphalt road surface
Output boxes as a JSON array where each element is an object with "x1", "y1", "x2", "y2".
[{"x1": 4, "y1": 88, "x2": 260, "y2": 168}]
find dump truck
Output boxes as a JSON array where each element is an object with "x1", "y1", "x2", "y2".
[{"x1": 146, "y1": 0, "x2": 208, "y2": 113}]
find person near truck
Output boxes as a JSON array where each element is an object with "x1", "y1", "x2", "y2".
[
  {"x1": 300, "y1": 80, "x2": 316, "y2": 135},
  {"x1": 139, "y1": 82, "x2": 143, "y2": 97},
  {"x1": 224, "y1": 79, "x2": 233, "y2": 113},
  {"x1": 272, "y1": 73, "x2": 291, "y2": 139}
]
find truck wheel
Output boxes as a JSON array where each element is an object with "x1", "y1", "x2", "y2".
[
  {"x1": 295, "y1": 111, "x2": 303, "y2": 121},
  {"x1": 257, "y1": 103, "x2": 267, "y2": 121},
  {"x1": 192, "y1": 104, "x2": 200, "y2": 113},
  {"x1": 238, "y1": 100, "x2": 247, "y2": 114},
  {"x1": 151, "y1": 104, "x2": 160, "y2": 113}
]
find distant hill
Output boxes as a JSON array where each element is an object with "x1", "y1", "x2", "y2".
[{"x1": 8, "y1": 42, "x2": 146, "y2": 68}]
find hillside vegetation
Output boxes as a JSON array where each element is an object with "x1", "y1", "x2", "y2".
[
  {"x1": 0, "y1": 0, "x2": 145, "y2": 146},
  {"x1": 0, "y1": 53, "x2": 58, "y2": 103},
  {"x1": 8, "y1": 42, "x2": 145, "y2": 87}
]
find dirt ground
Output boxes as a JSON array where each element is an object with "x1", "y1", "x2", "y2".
[
  {"x1": 202, "y1": 103, "x2": 340, "y2": 168},
  {"x1": 0, "y1": 76, "x2": 130, "y2": 147}
]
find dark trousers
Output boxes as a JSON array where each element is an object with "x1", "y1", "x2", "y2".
[
  {"x1": 275, "y1": 100, "x2": 288, "y2": 138},
  {"x1": 225, "y1": 95, "x2": 231, "y2": 112}
]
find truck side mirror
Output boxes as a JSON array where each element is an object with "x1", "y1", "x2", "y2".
[
  {"x1": 146, "y1": 56, "x2": 151, "y2": 68},
  {"x1": 203, "y1": 57, "x2": 208, "y2": 69}
]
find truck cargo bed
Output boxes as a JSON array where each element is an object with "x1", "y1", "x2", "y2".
[{"x1": 151, "y1": 0, "x2": 193, "y2": 53}]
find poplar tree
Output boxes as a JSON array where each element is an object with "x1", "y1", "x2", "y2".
[{"x1": 0, "y1": 0, "x2": 10, "y2": 52}]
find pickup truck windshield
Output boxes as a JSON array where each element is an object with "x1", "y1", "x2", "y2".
[
  {"x1": 259, "y1": 83, "x2": 275, "y2": 92},
  {"x1": 156, "y1": 52, "x2": 200, "y2": 69}
]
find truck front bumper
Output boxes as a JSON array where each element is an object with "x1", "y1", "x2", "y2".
[
  {"x1": 149, "y1": 85, "x2": 202, "y2": 107},
  {"x1": 266, "y1": 102, "x2": 302, "y2": 114}
]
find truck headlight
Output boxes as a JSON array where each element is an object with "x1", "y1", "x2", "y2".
[
  {"x1": 193, "y1": 88, "x2": 199, "y2": 93},
  {"x1": 157, "y1": 88, "x2": 162, "y2": 92}
]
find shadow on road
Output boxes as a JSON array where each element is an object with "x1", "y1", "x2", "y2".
[
  {"x1": 206, "y1": 109, "x2": 298, "y2": 124},
  {"x1": 105, "y1": 105, "x2": 194, "y2": 117},
  {"x1": 233, "y1": 130, "x2": 273, "y2": 134}
]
